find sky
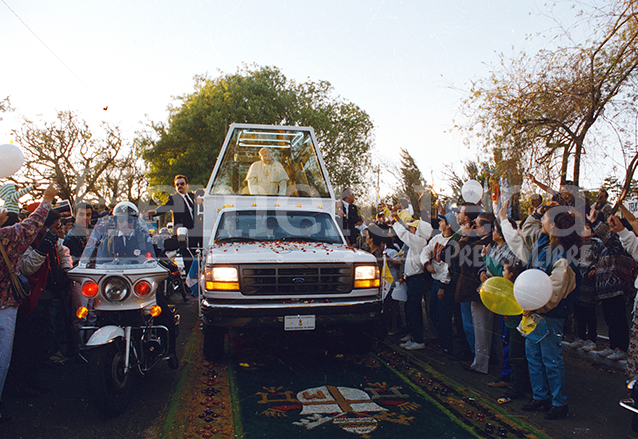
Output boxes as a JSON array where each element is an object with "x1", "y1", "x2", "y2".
[{"x1": 0, "y1": 0, "x2": 623, "y2": 199}]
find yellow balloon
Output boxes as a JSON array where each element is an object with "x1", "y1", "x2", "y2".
[{"x1": 479, "y1": 276, "x2": 523, "y2": 316}]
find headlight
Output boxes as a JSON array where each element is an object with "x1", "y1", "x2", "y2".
[
  {"x1": 354, "y1": 265, "x2": 380, "y2": 289},
  {"x1": 103, "y1": 276, "x2": 131, "y2": 302},
  {"x1": 205, "y1": 266, "x2": 239, "y2": 291}
]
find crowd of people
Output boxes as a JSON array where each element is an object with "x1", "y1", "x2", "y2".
[
  {"x1": 339, "y1": 181, "x2": 638, "y2": 422},
  {"x1": 0, "y1": 175, "x2": 200, "y2": 424},
  {"x1": 2, "y1": 175, "x2": 638, "y2": 425}
]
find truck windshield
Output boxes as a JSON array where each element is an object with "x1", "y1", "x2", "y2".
[
  {"x1": 210, "y1": 127, "x2": 330, "y2": 198},
  {"x1": 215, "y1": 210, "x2": 342, "y2": 244}
]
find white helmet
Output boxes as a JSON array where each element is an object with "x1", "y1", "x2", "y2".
[{"x1": 113, "y1": 201, "x2": 139, "y2": 217}]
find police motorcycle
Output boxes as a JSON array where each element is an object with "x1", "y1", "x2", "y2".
[
  {"x1": 68, "y1": 202, "x2": 179, "y2": 417},
  {"x1": 155, "y1": 233, "x2": 189, "y2": 302}
]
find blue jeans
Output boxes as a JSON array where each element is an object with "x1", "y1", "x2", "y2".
[
  {"x1": 0, "y1": 306, "x2": 18, "y2": 397},
  {"x1": 430, "y1": 280, "x2": 454, "y2": 351},
  {"x1": 405, "y1": 273, "x2": 426, "y2": 344},
  {"x1": 460, "y1": 301, "x2": 475, "y2": 355},
  {"x1": 525, "y1": 316, "x2": 567, "y2": 407},
  {"x1": 498, "y1": 315, "x2": 511, "y2": 379}
]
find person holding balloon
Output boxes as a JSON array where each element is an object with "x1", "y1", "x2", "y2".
[
  {"x1": 493, "y1": 201, "x2": 533, "y2": 401},
  {"x1": 515, "y1": 204, "x2": 582, "y2": 420},
  {"x1": 478, "y1": 218, "x2": 520, "y2": 387},
  {"x1": 448, "y1": 202, "x2": 482, "y2": 358},
  {"x1": 457, "y1": 212, "x2": 496, "y2": 374}
]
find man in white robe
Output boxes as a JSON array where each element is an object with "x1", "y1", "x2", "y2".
[{"x1": 245, "y1": 148, "x2": 289, "y2": 195}]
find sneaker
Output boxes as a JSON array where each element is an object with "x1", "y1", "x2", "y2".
[
  {"x1": 399, "y1": 340, "x2": 413, "y2": 348},
  {"x1": 400, "y1": 334, "x2": 412, "y2": 343},
  {"x1": 580, "y1": 340, "x2": 597, "y2": 352},
  {"x1": 608, "y1": 349, "x2": 628, "y2": 361},
  {"x1": 593, "y1": 346, "x2": 615, "y2": 357},
  {"x1": 566, "y1": 338, "x2": 586, "y2": 348},
  {"x1": 404, "y1": 342, "x2": 425, "y2": 350}
]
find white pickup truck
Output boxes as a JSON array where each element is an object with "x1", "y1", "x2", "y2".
[{"x1": 198, "y1": 123, "x2": 382, "y2": 359}]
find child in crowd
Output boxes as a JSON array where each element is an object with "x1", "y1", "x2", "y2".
[{"x1": 501, "y1": 259, "x2": 531, "y2": 400}]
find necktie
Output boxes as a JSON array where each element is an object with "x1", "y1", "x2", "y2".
[{"x1": 184, "y1": 194, "x2": 194, "y2": 219}]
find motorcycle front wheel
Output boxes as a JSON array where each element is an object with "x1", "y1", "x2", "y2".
[{"x1": 86, "y1": 339, "x2": 135, "y2": 417}]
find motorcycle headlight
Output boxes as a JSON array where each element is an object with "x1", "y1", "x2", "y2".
[
  {"x1": 103, "y1": 276, "x2": 131, "y2": 302},
  {"x1": 354, "y1": 265, "x2": 380, "y2": 289}
]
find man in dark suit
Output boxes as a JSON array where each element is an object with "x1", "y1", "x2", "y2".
[
  {"x1": 337, "y1": 188, "x2": 360, "y2": 247},
  {"x1": 147, "y1": 175, "x2": 201, "y2": 273}
]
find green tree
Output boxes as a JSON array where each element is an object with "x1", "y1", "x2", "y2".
[
  {"x1": 398, "y1": 148, "x2": 424, "y2": 212},
  {"x1": 461, "y1": 0, "x2": 638, "y2": 187},
  {"x1": 143, "y1": 65, "x2": 374, "y2": 192}
]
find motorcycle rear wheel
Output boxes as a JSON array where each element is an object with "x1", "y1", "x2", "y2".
[{"x1": 86, "y1": 339, "x2": 135, "y2": 417}]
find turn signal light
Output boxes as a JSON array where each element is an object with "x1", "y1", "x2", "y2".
[
  {"x1": 150, "y1": 305, "x2": 162, "y2": 317},
  {"x1": 207, "y1": 281, "x2": 240, "y2": 291},
  {"x1": 82, "y1": 281, "x2": 99, "y2": 297},
  {"x1": 76, "y1": 307, "x2": 89, "y2": 319},
  {"x1": 354, "y1": 279, "x2": 380, "y2": 288},
  {"x1": 134, "y1": 280, "x2": 152, "y2": 297}
]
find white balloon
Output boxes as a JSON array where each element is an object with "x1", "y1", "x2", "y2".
[
  {"x1": 461, "y1": 180, "x2": 483, "y2": 204},
  {"x1": 0, "y1": 144, "x2": 24, "y2": 178},
  {"x1": 513, "y1": 269, "x2": 553, "y2": 311}
]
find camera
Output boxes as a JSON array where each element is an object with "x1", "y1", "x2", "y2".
[{"x1": 52, "y1": 199, "x2": 71, "y2": 214}]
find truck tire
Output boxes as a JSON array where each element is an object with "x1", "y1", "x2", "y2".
[{"x1": 203, "y1": 325, "x2": 226, "y2": 361}]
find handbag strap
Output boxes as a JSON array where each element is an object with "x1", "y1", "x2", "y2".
[{"x1": 0, "y1": 240, "x2": 14, "y2": 272}]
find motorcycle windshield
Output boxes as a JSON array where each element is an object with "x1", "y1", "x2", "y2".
[{"x1": 79, "y1": 215, "x2": 159, "y2": 268}]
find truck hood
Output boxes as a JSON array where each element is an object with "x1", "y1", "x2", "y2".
[{"x1": 209, "y1": 241, "x2": 377, "y2": 264}]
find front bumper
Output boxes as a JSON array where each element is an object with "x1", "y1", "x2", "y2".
[{"x1": 201, "y1": 296, "x2": 382, "y2": 328}]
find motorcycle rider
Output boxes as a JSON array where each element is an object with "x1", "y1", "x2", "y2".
[{"x1": 100, "y1": 202, "x2": 179, "y2": 369}]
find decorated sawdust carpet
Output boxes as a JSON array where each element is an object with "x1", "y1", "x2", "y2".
[
  {"x1": 163, "y1": 328, "x2": 550, "y2": 439},
  {"x1": 226, "y1": 329, "x2": 550, "y2": 439},
  {"x1": 162, "y1": 329, "x2": 234, "y2": 439}
]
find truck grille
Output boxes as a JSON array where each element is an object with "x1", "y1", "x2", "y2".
[{"x1": 240, "y1": 263, "x2": 353, "y2": 295}]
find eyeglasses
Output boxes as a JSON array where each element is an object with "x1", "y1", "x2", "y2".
[
  {"x1": 117, "y1": 216, "x2": 135, "y2": 224},
  {"x1": 175, "y1": 182, "x2": 186, "y2": 187}
]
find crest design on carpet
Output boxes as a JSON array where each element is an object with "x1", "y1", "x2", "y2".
[{"x1": 258, "y1": 382, "x2": 419, "y2": 435}]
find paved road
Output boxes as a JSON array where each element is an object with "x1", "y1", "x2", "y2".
[
  {"x1": 1, "y1": 296, "x2": 199, "y2": 439},
  {"x1": 3, "y1": 298, "x2": 636, "y2": 439},
  {"x1": 386, "y1": 331, "x2": 636, "y2": 439}
]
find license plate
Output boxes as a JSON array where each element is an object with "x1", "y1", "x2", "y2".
[{"x1": 284, "y1": 315, "x2": 315, "y2": 331}]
